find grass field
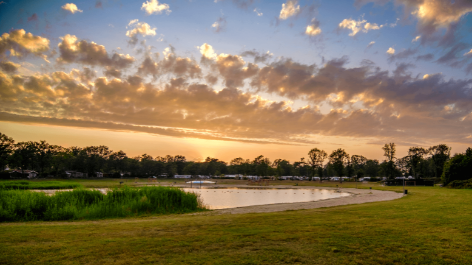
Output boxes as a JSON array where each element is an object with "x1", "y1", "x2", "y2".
[
  {"x1": 1, "y1": 180, "x2": 471, "y2": 264},
  {"x1": 0, "y1": 180, "x2": 83, "y2": 190}
]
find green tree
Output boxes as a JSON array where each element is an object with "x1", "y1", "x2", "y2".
[
  {"x1": 308, "y1": 148, "x2": 327, "y2": 182},
  {"x1": 430, "y1": 144, "x2": 451, "y2": 179},
  {"x1": 0, "y1": 133, "x2": 15, "y2": 171},
  {"x1": 329, "y1": 148, "x2": 350, "y2": 182},
  {"x1": 11, "y1": 141, "x2": 37, "y2": 174},
  {"x1": 408, "y1": 147, "x2": 429, "y2": 179},
  {"x1": 351, "y1": 155, "x2": 367, "y2": 183},
  {"x1": 364, "y1": 159, "x2": 379, "y2": 177}
]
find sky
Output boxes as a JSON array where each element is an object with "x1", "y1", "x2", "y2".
[{"x1": 0, "y1": 0, "x2": 472, "y2": 162}]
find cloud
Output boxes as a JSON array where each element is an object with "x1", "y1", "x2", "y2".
[
  {"x1": 57, "y1": 34, "x2": 135, "y2": 68},
  {"x1": 253, "y1": 8, "x2": 263, "y2": 16},
  {"x1": 338, "y1": 17, "x2": 383, "y2": 36},
  {"x1": 0, "y1": 29, "x2": 50, "y2": 57},
  {"x1": 433, "y1": 43, "x2": 470, "y2": 69},
  {"x1": 412, "y1": 35, "x2": 421, "y2": 42},
  {"x1": 356, "y1": 0, "x2": 472, "y2": 45},
  {"x1": 212, "y1": 17, "x2": 227, "y2": 33},
  {"x1": 279, "y1": 0, "x2": 300, "y2": 20},
  {"x1": 141, "y1": 0, "x2": 171, "y2": 15},
  {"x1": 415, "y1": 53, "x2": 434, "y2": 61},
  {"x1": 104, "y1": 67, "x2": 121, "y2": 78},
  {"x1": 199, "y1": 43, "x2": 217, "y2": 60},
  {"x1": 4, "y1": 42, "x2": 472, "y2": 146},
  {"x1": 366, "y1": 41, "x2": 375, "y2": 48},
  {"x1": 0, "y1": 61, "x2": 20, "y2": 73},
  {"x1": 388, "y1": 48, "x2": 417, "y2": 62},
  {"x1": 126, "y1": 20, "x2": 157, "y2": 38},
  {"x1": 305, "y1": 22, "x2": 321, "y2": 36},
  {"x1": 61, "y1": 3, "x2": 83, "y2": 14},
  {"x1": 240, "y1": 50, "x2": 273, "y2": 64},
  {"x1": 464, "y1": 49, "x2": 472, "y2": 56}
]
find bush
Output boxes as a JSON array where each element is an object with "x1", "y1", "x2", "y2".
[
  {"x1": 442, "y1": 148, "x2": 472, "y2": 185},
  {"x1": 0, "y1": 186, "x2": 206, "y2": 222},
  {"x1": 447, "y1": 179, "x2": 472, "y2": 189}
]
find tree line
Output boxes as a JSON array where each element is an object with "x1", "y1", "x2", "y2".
[{"x1": 0, "y1": 132, "x2": 465, "y2": 182}]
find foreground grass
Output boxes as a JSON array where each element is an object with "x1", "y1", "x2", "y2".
[{"x1": 1, "y1": 186, "x2": 472, "y2": 264}]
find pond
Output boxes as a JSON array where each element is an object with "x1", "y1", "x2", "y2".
[{"x1": 183, "y1": 188, "x2": 350, "y2": 209}]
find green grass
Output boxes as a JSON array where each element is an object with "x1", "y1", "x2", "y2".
[
  {"x1": 0, "y1": 180, "x2": 83, "y2": 190},
  {"x1": 0, "y1": 186, "x2": 206, "y2": 222},
  {"x1": 1, "y1": 185, "x2": 472, "y2": 264}
]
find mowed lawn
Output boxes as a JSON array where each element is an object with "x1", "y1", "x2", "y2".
[{"x1": 1, "y1": 186, "x2": 472, "y2": 264}]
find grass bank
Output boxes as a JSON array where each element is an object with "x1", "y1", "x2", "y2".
[
  {"x1": 0, "y1": 186, "x2": 206, "y2": 222},
  {"x1": 1, "y1": 186, "x2": 472, "y2": 264},
  {"x1": 0, "y1": 180, "x2": 83, "y2": 190}
]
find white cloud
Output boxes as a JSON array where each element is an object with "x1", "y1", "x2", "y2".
[
  {"x1": 61, "y1": 3, "x2": 82, "y2": 14},
  {"x1": 253, "y1": 8, "x2": 263, "y2": 16},
  {"x1": 126, "y1": 21, "x2": 157, "y2": 38},
  {"x1": 464, "y1": 49, "x2": 472, "y2": 56},
  {"x1": 198, "y1": 43, "x2": 217, "y2": 60},
  {"x1": 141, "y1": 0, "x2": 171, "y2": 15},
  {"x1": 412, "y1": 35, "x2": 421, "y2": 42},
  {"x1": 387, "y1": 47, "x2": 395, "y2": 55},
  {"x1": 279, "y1": 0, "x2": 300, "y2": 20},
  {"x1": 305, "y1": 24, "x2": 321, "y2": 36},
  {"x1": 367, "y1": 41, "x2": 375, "y2": 48},
  {"x1": 128, "y1": 19, "x2": 139, "y2": 26},
  {"x1": 364, "y1": 22, "x2": 381, "y2": 31},
  {"x1": 339, "y1": 17, "x2": 383, "y2": 36}
]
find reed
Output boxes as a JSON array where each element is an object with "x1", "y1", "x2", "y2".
[{"x1": 0, "y1": 186, "x2": 205, "y2": 222}]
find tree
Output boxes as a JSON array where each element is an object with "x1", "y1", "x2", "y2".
[
  {"x1": 351, "y1": 155, "x2": 367, "y2": 184},
  {"x1": 10, "y1": 141, "x2": 37, "y2": 174},
  {"x1": 109, "y1": 150, "x2": 128, "y2": 174},
  {"x1": 308, "y1": 148, "x2": 327, "y2": 182},
  {"x1": 0, "y1": 133, "x2": 15, "y2": 171},
  {"x1": 329, "y1": 148, "x2": 350, "y2": 182},
  {"x1": 364, "y1": 159, "x2": 379, "y2": 177},
  {"x1": 430, "y1": 144, "x2": 451, "y2": 179},
  {"x1": 382, "y1": 143, "x2": 397, "y2": 179},
  {"x1": 408, "y1": 147, "x2": 429, "y2": 179},
  {"x1": 253, "y1": 155, "x2": 271, "y2": 178}
]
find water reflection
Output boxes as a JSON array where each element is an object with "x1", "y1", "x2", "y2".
[{"x1": 183, "y1": 188, "x2": 350, "y2": 209}]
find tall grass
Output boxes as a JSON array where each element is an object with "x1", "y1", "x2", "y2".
[
  {"x1": 0, "y1": 186, "x2": 206, "y2": 222},
  {"x1": 0, "y1": 181, "x2": 83, "y2": 190}
]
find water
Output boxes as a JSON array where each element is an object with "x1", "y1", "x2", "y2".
[{"x1": 183, "y1": 188, "x2": 350, "y2": 209}]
